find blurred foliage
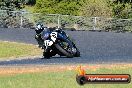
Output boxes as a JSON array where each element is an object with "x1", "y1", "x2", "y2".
[
  {"x1": 0, "y1": 0, "x2": 36, "y2": 11},
  {"x1": 0, "y1": 0, "x2": 23, "y2": 10},
  {"x1": 0, "y1": 0, "x2": 35, "y2": 28},
  {"x1": 33, "y1": 0, "x2": 132, "y2": 18},
  {"x1": 102, "y1": 18, "x2": 132, "y2": 32},
  {"x1": 24, "y1": 0, "x2": 36, "y2": 5},
  {"x1": 80, "y1": 0, "x2": 112, "y2": 17},
  {"x1": 110, "y1": 2, "x2": 132, "y2": 18},
  {"x1": 0, "y1": 0, "x2": 132, "y2": 18},
  {"x1": 34, "y1": 0, "x2": 82, "y2": 15}
]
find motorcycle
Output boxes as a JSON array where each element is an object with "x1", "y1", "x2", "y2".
[{"x1": 35, "y1": 26, "x2": 80, "y2": 59}]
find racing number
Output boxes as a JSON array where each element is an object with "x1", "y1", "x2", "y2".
[
  {"x1": 44, "y1": 40, "x2": 53, "y2": 46},
  {"x1": 50, "y1": 32, "x2": 57, "y2": 42}
]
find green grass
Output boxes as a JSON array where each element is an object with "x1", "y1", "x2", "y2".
[
  {"x1": 0, "y1": 41, "x2": 42, "y2": 59},
  {"x1": 0, "y1": 67, "x2": 131, "y2": 88}
]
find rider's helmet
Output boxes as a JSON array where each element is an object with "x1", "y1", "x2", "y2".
[
  {"x1": 36, "y1": 23, "x2": 44, "y2": 30},
  {"x1": 35, "y1": 23, "x2": 44, "y2": 34}
]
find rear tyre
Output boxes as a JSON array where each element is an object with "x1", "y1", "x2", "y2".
[
  {"x1": 54, "y1": 44, "x2": 74, "y2": 58},
  {"x1": 72, "y1": 44, "x2": 80, "y2": 57},
  {"x1": 74, "y1": 49, "x2": 80, "y2": 57}
]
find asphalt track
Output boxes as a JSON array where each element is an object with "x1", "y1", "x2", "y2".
[{"x1": 0, "y1": 28, "x2": 132, "y2": 65}]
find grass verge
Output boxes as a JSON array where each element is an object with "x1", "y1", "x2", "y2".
[
  {"x1": 0, "y1": 64, "x2": 131, "y2": 88},
  {"x1": 0, "y1": 41, "x2": 43, "y2": 59}
]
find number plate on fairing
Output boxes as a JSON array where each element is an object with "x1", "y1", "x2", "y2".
[
  {"x1": 44, "y1": 40, "x2": 53, "y2": 46},
  {"x1": 50, "y1": 32, "x2": 57, "y2": 42}
]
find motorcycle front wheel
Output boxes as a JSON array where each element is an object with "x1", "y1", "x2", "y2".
[{"x1": 54, "y1": 43, "x2": 74, "y2": 58}]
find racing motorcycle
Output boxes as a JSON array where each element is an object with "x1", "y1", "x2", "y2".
[{"x1": 35, "y1": 25, "x2": 80, "y2": 59}]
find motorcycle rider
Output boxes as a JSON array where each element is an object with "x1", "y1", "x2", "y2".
[
  {"x1": 35, "y1": 23, "x2": 57, "y2": 48},
  {"x1": 35, "y1": 23, "x2": 45, "y2": 48},
  {"x1": 35, "y1": 23, "x2": 57, "y2": 58}
]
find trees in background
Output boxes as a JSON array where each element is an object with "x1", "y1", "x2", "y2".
[
  {"x1": 0, "y1": 0, "x2": 35, "y2": 28},
  {"x1": 80, "y1": 0, "x2": 132, "y2": 18},
  {"x1": 55, "y1": 1, "x2": 81, "y2": 15},
  {"x1": 111, "y1": 0, "x2": 132, "y2": 18},
  {"x1": 24, "y1": 0, "x2": 36, "y2": 5},
  {"x1": 0, "y1": 0, "x2": 132, "y2": 18},
  {"x1": 0, "y1": 0, "x2": 21, "y2": 10},
  {"x1": 34, "y1": 0, "x2": 82, "y2": 15},
  {"x1": 34, "y1": 0, "x2": 132, "y2": 18},
  {"x1": 0, "y1": 0, "x2": 36, "y2": 11},
  {"x1": 80, "y1": 0, "x2": 112, "y2": 17},
  {"x1": 34, "y1": 0, "x2": 58, "y2": 14}
]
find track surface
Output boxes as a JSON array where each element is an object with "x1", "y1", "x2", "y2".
[{"x1": 0, "y1": 28, "x2": 132, "y2": 65}]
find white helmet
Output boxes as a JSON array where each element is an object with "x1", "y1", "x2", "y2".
[
  {"x1": 37, "y1": 24, "x2": 42, "y2": 29},
  {"x1": 36, "y1": 23, "x2": 43, "y2": 30}
]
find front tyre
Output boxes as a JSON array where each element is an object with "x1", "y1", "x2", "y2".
[{"x1": 54, "y1": 44, "x2": 74, "y2": 58}]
